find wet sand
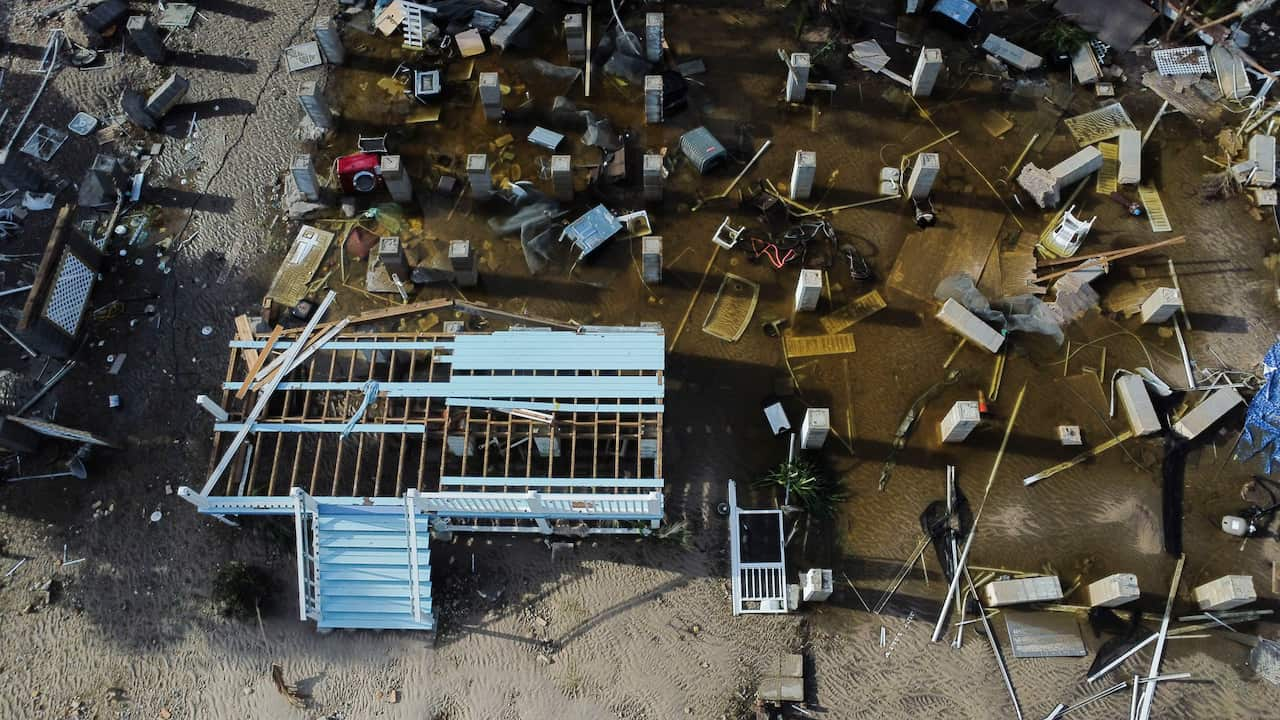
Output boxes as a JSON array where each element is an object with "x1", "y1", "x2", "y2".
[{"x1": 0, "y1": 1, "x2": 1278, "y2": 718}]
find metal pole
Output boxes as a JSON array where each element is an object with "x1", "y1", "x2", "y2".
[
  {"x1": 0, "y1": 320, "x2": 38, "y2": 358},
  {"x1": 965, "y1": 567, "x2": 1023, "y2": 720},
  {"x1": 1136, "y1": 554, "x2": 1186, "y2": 720}
]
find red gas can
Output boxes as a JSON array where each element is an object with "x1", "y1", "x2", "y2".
[{"x1": 335, "y1": 152, "x2": 383, "y2": 193}]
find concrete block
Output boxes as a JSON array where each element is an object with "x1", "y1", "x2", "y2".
[
  {"x1": 1115, "y1": 373, "x2": 1162, "y2": 436},
  {"x1": 794, "y1": 269, "x2": 822, "y2": 312},
  {"x1": 1087, "y1": 573, "x2": 1140, "y2": 608},
  {"x1": 1249, "y1": 134, "x2": 1276, "y2": 187},
  {"x1": 789, "y1": 151, "x2": 817, "y2": 201},
  {"x1": 1017, "y1": 163, "x2": 1059, "y2": 208},
  {"x1": 466, "y1": 154, "x2": 491, "y2": 198},
  {"x1": 907, "y1": 152, "x2": 940, "y2": 200},
  {"x1": 940, "y1": 400, "x2": 980, "y2": 443},
  {"x1": 799, "y1": 408, "x2": 829, "y2": 449},
  {"x1": 565, "y1": 13, "x2": 586, "y2": 62},
  {"x1": 550, "y1": 154, "x2": 573, "y2": 201},
  {"x1": 290, "y1": 154, "x2": 321, "y2": 202},
  {"x1": 642, "y1": 153, "x2": 663, "y2": 201},
  {"x1": 1071, "y1": 44, "x2": 1101, "y2": 85},
  {"x1": 645, "y1": 13, "x2": 664, "y2": 63},
  {"x1": 1049, "y1": 146, "x2": 1104, "y2": 188},
  {"x1": 983, "y1": 576, "x2": 1063, "y2": 607},
  {"x1": 801, "y1": 569, "x2": 833, "y2": 602},
  {"x1": 1139, "y1": 287, "x2": 1182, "y2": 324},
  {"x1": 297, "y1": 80, "x2": 332, "y2": 130},
  {"x1": 911, "y1": 48, "x2": 943, "y2": 97},
  {"x1": 145, "y1": 73, "x2": 189, "y2": 119},
  {"x1": 479, "y1": 72, "x2": 502, "y2": 120},
  {"x1": 936, "y1": 298, "x2": 1004, "y2": 353},
  {"x1": 1117, "y1": 129, "x2": 1141, "y2": 185},
  {"x1": 641, "y1": 236, "x2": 662, "y2": 284},
  {"x1": 982, "y1": 34, "x2": 1043, "y2": 71},
  {"x1": 490, "y1": 3, "x2": 534, "y2": 50},
  {"x1": 314, "y1": 16, "x2": 345, "y2": 64},
  {"x1": 786, "y1": 53, "x2": 809, "y2": 102},
  {"x1": 644, "y1": 75, "x2": 663, "y2": 124},
  {"x1": 1194, "y1": 574, "x2": 1256, "y2": 611},
  {"x1": 1173, "y1": 387, "x2": 1244, "y2": 440},
  {"x1": 126, "y1": 15, "x2": 167, "y2": 63},
  {"x1": 380, "y1": 154, "x2": 413, "y2": 204}
]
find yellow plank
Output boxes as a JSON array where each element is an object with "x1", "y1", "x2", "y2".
[
  {"x1": 1096, "y1": 142, "x2": 1118, "y2": 195},
  {"x1": 819, "y1": 290, "x2": 887, "y2": 335},
  {"x1": 784, "y1": 333, "x2": 855, "y2": 358},
  {"x1": 1137, "y1": 184, "x2": 1172, "y2": 232}
]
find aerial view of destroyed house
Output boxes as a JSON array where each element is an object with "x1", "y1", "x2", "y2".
[{"x1": 2, "y1": 0, "x2": 1280, "y2": 717}]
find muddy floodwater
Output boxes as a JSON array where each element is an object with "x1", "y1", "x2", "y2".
[{"x1": 0, "y1": 0, "x2": 1278, "y2": 718}]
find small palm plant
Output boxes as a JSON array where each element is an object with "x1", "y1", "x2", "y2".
[{"x1": 755, "y1": 458, "x2": 848, "y2": 518}]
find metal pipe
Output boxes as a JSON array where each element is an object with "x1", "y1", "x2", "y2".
[
  {"x1": 1136, "y1": 554, "x2": 1186, "y2": 720},
  {"x1": 0, "y1": 320, "x2": 38, "y2": 358},
  {"x1": 1088, "y1": 633, "x2": 1157, "y2": 683},
  {"x1": 15, "y1": 360, "x2": 74, "y2": 416},
  {"x1": 965, "y1": 566, "x2": 1022, "y2": 720}
]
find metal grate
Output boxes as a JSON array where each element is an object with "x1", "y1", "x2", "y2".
[
  {"x1": 44, "y1": 252, "x2": 94, "y2": 336},
  {"x1": 1138, "y1": 184, "x2": 1172, "y2": 232},
  {"x1": 702, "y1": 273, "x2": 759, "y2": 342},
  {"x1": 1096, "y1": 141, "x2": 1119, "y2": 195},
  {"x1": 1153, "y1": 47, "x2": 1211, "y2": 77},
  {"x1": 784, "y1": 333, "x2": 856, "y2": 358},
  {"x1": 1064, "y1": 103, "x2": 1136, "y2": 147}
]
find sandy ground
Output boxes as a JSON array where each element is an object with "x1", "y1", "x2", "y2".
[{"x1": 1, "y1": 1, "x2": 1280, "y2": 719}]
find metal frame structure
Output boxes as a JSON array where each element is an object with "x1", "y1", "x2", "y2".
[
  {"x1": 179, "y1": 327, "x2": 666, "y2": 533},
  {"x1": 727, "y1": 479, "x2": 789, "y2": 615}
]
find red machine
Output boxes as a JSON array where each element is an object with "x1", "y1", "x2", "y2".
[{"x1": 335, "y1": 152, "x2": 383, "y2": 193}]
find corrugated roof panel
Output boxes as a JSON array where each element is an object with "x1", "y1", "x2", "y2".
[{"x1": 450, "y1": 331, "x2": 664, "y2": 371}]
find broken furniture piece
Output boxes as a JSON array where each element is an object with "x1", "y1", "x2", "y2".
[
  {"x1": 712, "y1": 216, "x2": 744, "y2": 250},
  {"x1": 1041, "y1": 205, "x2": 1096, "y2": 257}
]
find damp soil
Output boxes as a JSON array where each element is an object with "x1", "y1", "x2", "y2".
[{"x1": 0, "y1": 1, "x2": 1279, "y2": 718}]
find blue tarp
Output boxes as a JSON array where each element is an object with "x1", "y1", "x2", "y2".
[{"x1": 1239, "y1": 340, "x2": 1280, "y2": 472}]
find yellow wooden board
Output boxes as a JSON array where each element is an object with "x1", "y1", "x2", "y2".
[
  {"x1": 784, "y1": 333, "x2": 855, "y2": 358},
  {"x1": 819, "y1": 290, "x2": 886, "y2": 335},
  {"x1": 1137, "y1": 184, "x2": 1172, "y2": 232},
  {"x1": 1096, "y1": 142, "x2": 1118, "y2": 195}
]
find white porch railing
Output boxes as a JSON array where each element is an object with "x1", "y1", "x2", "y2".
[
  {"x1": 179, "y1": 486, "x2": 664, "y2": 534},
  {"x1": 727, "y1": 480, "x2": 789, "y2": 615}
]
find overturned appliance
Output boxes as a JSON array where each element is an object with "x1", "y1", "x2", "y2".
[{"x1": 560, "y1": 204, "x2": 623, "y2": 259}]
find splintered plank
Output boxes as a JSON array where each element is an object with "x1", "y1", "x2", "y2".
[
  {"x1": 234, "y1": 315, "x2": 260, "y2": 368},
  {"x1": 1137, "y1": 184, "x2": 1172, "y2": 232},
  {"x1": 819, "y1": 290, "x2": 886, "y2": 335},
  {"x1": 1096, "y1": 142, "x2": 1119, "y2": 195},
  {"x1": 784, "y1": 333, "x2": 855, "y2": 358}
]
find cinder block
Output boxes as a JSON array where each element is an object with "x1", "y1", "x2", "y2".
[
  {"x1": 936, "y1": 299, "x2": 1004, "y2": 353},
  {"x1": 800, "y1": 408, "x2": 829, "y2": 449},
  {"x1": 983, "y1": 576, "x2": 1063, "y2": 607},
  {"x1": 1173, "y1": 387, "x2": 1244, "y2": 440},
  {"x1": 940, "y1": 401, "x2": 980, "y2": 443},
  {"x1": 1139, "y1": 287, "x2": 1182, "y2": 324},
  {"x1": 1194, "y1": 575, "x2": 1256, "y2": 611},
  {"x1": 1117, "y1": 129, "x2": 1142, "y2": 185},
  {"x1": 982, "y1": 34, "x2": 1043, "y2": 70},
  {"x1": 1115, "y1": 373, "x2": 1162, "y2": 436},
  {"x1": 1087, "y1": 573, "x2": 1140, "y2": 608},
  {"x1": 1049, "y1": 146, "x2": 1103, "y2": 188},
  {"x1": 911, "y1": 48, "x2": 943, "y2": 97},
  {"x1": 1249, "y1": 134, "x2": 1276, "y2": 187}
]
